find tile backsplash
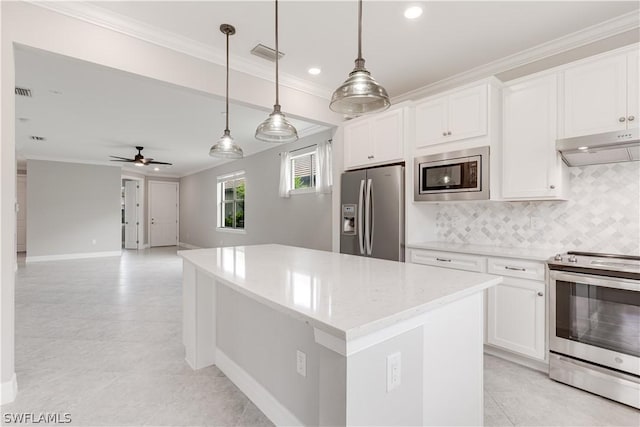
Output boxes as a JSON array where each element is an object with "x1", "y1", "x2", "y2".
[{"x1": 435, "y1": 162, "x2": 640, "y2": 255}]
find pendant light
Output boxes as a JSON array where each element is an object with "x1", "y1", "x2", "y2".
[
  {"x1": 255, "y1": 0, "x2": 298, "y2": 143},
  {"x1": 210, "y1": 24, "x2": 243, "y2": 159},
  {"x1": 330, "y1": 0, "x2": 390, "y2": 115}
]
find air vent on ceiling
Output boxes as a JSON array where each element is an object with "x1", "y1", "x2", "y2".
[
  {"x1": 15, "y1": 87, "x2": 33, "y2": 97},
  {"x1": 30, "y1": 136, "x2": 46, "y2": 142},
  {"x1": 250, "y1": 44, "x2": 284, "y2": 62}
]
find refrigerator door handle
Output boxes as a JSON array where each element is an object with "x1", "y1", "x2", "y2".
[
  {"x1": 365, "y1": 178, "x2": 373, "y2": 256},
  {"x1": 358, "y1": 179, "x2": 365, "y2": 255}
]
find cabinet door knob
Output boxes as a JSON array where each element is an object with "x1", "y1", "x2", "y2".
[
  {"x1": 367, "y1": 155, "x2": 374, "y2": 159},
  {"x1": 619, "y1": 117, "x2": 626, "y2": 122},
  {"x1": 447, "y1": 131, "x2": 452, "y2": 135},
  {"x1": 442, "y1": 132, "x2": 447, "y2": 136},
  {"x1": 628, "y1": 115, "x2": 635, "y2": 122},
  {"x1": 537, "y1": 292, "x2": 544, "y2": 297},
  {"x1": 549, "y1": 184, "x2": 555, "y2": 189}
]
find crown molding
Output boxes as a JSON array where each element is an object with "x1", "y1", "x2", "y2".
[
  {"x1": 393, "y1": 10, "x2": 640, "y2": 103},
  {"x1": 26, "y1": 1, "x2": 333, "y2": 100}
]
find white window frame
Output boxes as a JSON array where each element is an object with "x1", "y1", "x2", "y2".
[
  {"x1": 216, "y1": 171, "x2": 246, "y2": 234},
  {"x1": 289, "y1": 148, "x2": 317, "y2": 196}
]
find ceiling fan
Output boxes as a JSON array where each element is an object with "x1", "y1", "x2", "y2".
[{"x1": 109, "y1": 146, "x2": 172, "y2": 167}]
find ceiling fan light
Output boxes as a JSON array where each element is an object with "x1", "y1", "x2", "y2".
[
  {"x1": 209, "y1": 129, "x2": 244, "y2": 159},
  {"x1": 255, "y1": 105, "x2": 298, "y2": 143},
  {"x1": 330, "y1": 61, "x2": 390, "y2": 115}
]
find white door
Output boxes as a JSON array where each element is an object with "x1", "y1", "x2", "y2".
[
  {"x1": 487, "y1": 277, "x2": 546, "y2": 360},
  {"x1": 448, "y1": 85, "x2": 488, "y2": 142},
  {"x1": 371, "y1": 108, "x2": 404, "y2": 164},
  {"x1": 149, "y1": 181, "x2": 178, "y2": 247},
  {"x1": 562, "y1": 53, "x2": 628, "y2": 138},
  {"x1": 123, "y1": 180, "x2": 139, "y2": 249},
  {"x1": 343, "y1": 120, "x2": 372, "y2": 169},
  {"x1": 415, "y1": 95, "x2": 449, "y2": 147},
  {"x1": 16, "y1": 175, "x2": 26, "y2": 252},
  {"x1": 502, "y1": 74, "x2": 558, "y2": 199}
]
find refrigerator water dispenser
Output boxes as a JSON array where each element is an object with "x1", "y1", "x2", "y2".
[{"x1": 342, "y1": 204, "x2": 356, "y2": 235}]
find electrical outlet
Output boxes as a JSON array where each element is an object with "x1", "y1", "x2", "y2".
[
  {"x1": 386, "y1": 352, "x2": 401, "y2": 392},
  {"x1": 296, "y1": 350, "x2": 306, "y2": 377}
]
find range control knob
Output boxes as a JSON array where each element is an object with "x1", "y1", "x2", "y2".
[
  {"x1": 568, "y1": 255, "x2": 578, "y2": 263},
  {"x1": 554, "y1": 254, "x2": 563, "y2": 261}
]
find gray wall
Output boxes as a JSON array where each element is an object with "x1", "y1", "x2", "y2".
[
  {"x1": 180, "y1": 130, "x2": 334, "y2": 251},
  {"x1": 26, "y1": 160, "x2": 121, "y2": 258}
]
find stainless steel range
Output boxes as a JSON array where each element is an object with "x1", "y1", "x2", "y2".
[{"x1": 547, "y1": 252, "x2": 640, "y2": 409}]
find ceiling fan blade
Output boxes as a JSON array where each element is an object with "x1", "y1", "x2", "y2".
[
  {"x1": 110, "y1": 159, "x2": 135, "y2": 163},
  {"x1": 147, "y1": 161, "x2": 173, "y2": 165},
  {"x1": 109, "y1": 156, "x2": 134, "y2": 161},
  {"x1": 141, "y1": 158, "x2": 154, "y2": 164}
]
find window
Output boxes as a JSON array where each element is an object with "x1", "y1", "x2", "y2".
[
  {"x1": 218, "y1": 172, "x2": 245, "y2": 230},
  {"x1": 291, "y1": 152, "x2": 316, "y2": 192}
]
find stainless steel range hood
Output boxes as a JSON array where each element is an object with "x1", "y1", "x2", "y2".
[{"x1": 556, "y1": 128, "x2": 639, "y2": 166}]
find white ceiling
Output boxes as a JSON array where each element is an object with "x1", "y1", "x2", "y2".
[
  {"x1": 15, "y1": 1, "x2": 639, "y2": 176},
  {"x1": 15, "y1": 47, "x2": 328, "y2": 177}
]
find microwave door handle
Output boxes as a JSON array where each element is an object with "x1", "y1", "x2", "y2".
[
  {"x1": 358, "y1": 179, "x2": 365, "y2": 255},
  {"x1": 365, "y1": 178, "x2": 373, "y2": 256}
]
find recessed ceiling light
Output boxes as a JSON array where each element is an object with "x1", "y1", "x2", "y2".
[
  {"x1": 154, "y1": 167, "x2": 160, "y2": 171},
  {"x1": 308, "y1": 67, "x2": 321, "y2": 75},
  {"x1": 404, "y1": 6, "x2": 423, "y2": 19},
  {"x1": 578, "y1": 146, "x2": 589, "y2": 150}
]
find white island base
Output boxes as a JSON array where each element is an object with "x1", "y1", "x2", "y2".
[{"x1": 181, "y1": 245, "x2": 500, "y2": 426}]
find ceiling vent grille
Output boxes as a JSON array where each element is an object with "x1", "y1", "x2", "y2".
[
  {"x1": 30, "y1": 136, "x2": 46, "y2": 142},
  {"x1": 15, "y1": 87, "x2": 33, "y2": 97},
  {"x1": 250, "y1": 44, "x2": 284, "y2": 62}
]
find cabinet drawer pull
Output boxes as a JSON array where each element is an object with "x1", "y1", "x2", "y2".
[
  {"x1": 436, "y1": 258, "x2": 452, "y2": 262},
  {"x1": 367, "y1": 155, "x2": 374, "y2": 159},
  {"x1": 505, "y1": 266, "x2": 526, "y2": 271}
]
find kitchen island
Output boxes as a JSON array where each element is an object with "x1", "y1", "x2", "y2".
[{"x1": 179, "y1": 244, "x2": 502, "y2": 426}]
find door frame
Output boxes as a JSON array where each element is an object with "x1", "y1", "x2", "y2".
[
  {"x1": 121, "y1": 174, "x2": 145, "y2": 250},
  {"x1": 148, "y1": 180, "x2": 179, "y2": 247}
]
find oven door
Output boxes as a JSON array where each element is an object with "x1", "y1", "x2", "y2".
[{"x1": 549, "y1": 270, "x2": 640, "y2": 376}]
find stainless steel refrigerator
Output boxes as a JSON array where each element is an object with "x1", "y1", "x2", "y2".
[{"x1": 340, "y1": 165, "x2": 405, "y2": 262}]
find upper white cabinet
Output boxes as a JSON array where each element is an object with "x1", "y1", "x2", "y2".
[
  {"x1": 343, "y1": 108, "x2": 405, "y2": 170},
  {"x1": 502, "y1": 74, "x2": 568, "y2": 200},
  {"x1": 415, "y1": 85, "x2": 488, "y2": 147},
  {"x1": 561, "y1": 50, "x2": 639, "y2": 138}
]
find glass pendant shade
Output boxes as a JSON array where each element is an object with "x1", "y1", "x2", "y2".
[
  {"x1": 209, "y1": 129, "x2": 243, "y2": 159},
  {"x1": 330, "y1": 0, "x2": 390, "y2": 115},
  {"x1": 330, "y1": 59, "x2": 390, "y2": 115},
  {"x1": 255, "y1": 105, "x2": 298, "y2": 143},
  {"x1": 255, "y1": 0, "x2": 298, "y2": 143}
]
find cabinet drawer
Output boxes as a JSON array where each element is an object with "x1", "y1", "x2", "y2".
[
  {"x1": 487, "y1": 257, "x2": 544, "y2": 281},
  {"x1": 410, "y1": 249, "x2": 486, "y2": 273}
]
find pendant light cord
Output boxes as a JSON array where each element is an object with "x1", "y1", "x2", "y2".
[
  {"x1": 225, "y1": 29, "x2": 230, "y2": 132},
  {"x1": 357, "y1": 0, "x2": 363, "y2": 61},
  {"x1": 275, "y1": 0, "x2": 280, "y2": 107}
]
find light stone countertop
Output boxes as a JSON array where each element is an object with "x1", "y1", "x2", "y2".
[
  {"x1": 407, "y1": 241, "x2": 556, "y2": 262},
  {"x1": 179, "y1": 244, "x2": 501, "y2": 341}
]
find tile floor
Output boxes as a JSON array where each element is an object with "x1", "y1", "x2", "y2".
[{"x1": 2, "y1": 247, "x2": 638, "y2": 426}]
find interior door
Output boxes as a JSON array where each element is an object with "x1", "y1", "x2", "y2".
[
  {"x1": 16, "y1": 175, "x2": 26, "y2": 252},
  {"x1": 367, "y1": 165, "x2": 404, "y2": 262},
  {"x1": 149, "y1": 181, "x2": 178, "y2": 247},
  {"x1": 123, "y1": 180, "x2": 139, "y2": 249}
]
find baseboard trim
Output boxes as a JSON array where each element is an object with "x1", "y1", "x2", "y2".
[
  {"x1": 25, "y1": 250, "x2": 122, "y2": 263},
  {"x1": 1, "y1": 373, "x2": 18, "y2": 405},
  {"x1": 484, "y1": 345, "x2": 549, "y2": 373},
  {"x1": 178, "y1": 242, "x2": 201, "y2": 250},
  {"x1": 215, "y1": 349, "x2": 303, "y2": 427}
]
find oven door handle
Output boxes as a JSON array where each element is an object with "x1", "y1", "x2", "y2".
[{"x1": 549, "y1": 271, "x2": 640, "y2": 292}]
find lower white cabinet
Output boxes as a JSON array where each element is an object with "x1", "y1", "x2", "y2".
[{"x1": 487, "y1": 277, "x2": 546, "y2": 360}]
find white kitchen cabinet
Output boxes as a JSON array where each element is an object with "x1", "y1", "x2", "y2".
[
  {"x1": 561, "y1": 51, "x2": 638, "y2": 138},
  {"x1": 502, "y1": 74, "x2": 569, "y2": 200},
  {"x1": 487, "y1": 276, "x2": 546, "y2": 361},
  {"x1": 415, "y1": 84, "x2": 488, "y2": 148},
  {"x1": 343, "y1": 108, "x2": 404, "y2": 170}
]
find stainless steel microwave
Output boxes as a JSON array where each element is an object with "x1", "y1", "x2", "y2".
[{"x1": 414, "y1": 146, "x2": 490, "y2": 201}]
